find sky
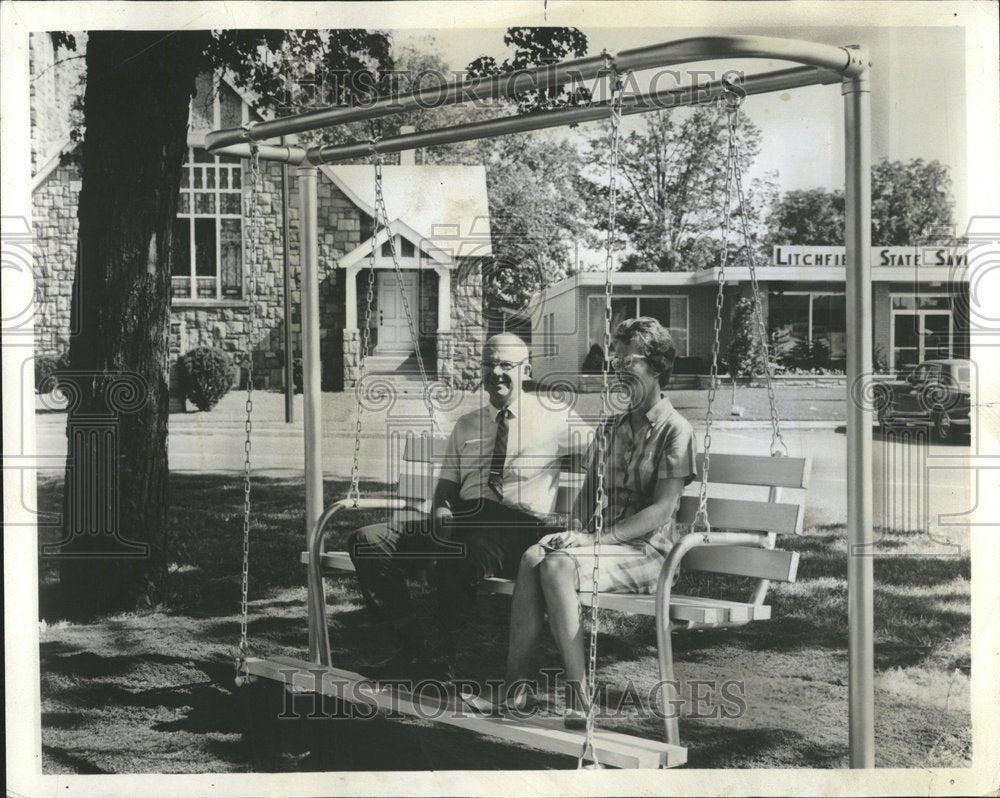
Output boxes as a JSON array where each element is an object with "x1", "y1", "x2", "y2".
[{"x1": 393, "y1": 24, "x2": 969, "y2": 224}]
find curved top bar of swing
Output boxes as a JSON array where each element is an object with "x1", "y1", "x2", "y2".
[
  {"x1": 205, "y1": 35, "x2": 867, "y2": 155},
  {"x1": 204, "y1": 53, "x2": 612, "y2": 152},
  {"x1": 304, "y1": 64, "x2": 843, "y2": 166},
  {"x1": 613, "y1": 35, "x2": 865, "y2": 75}
]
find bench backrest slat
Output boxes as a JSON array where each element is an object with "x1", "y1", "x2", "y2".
[
  {"x1": 396, "y1": 435, "x2": 806, "y2": 534},
  {"x1": 676, "y1": 495, "x2": 803, "y2": 535},
  {"x1": 682, "y1": 545, "x2": 800, "y2": 581},
  {"x1": 696, "y1": 453, "x2": 810, "y2": 489}
]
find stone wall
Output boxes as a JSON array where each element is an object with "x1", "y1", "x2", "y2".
[
  {"x1": 30, "y1": 60, "x2": 486, "y2": 391},
  {"x1": 171, "y1": 161, "x2": 360, "y2": 390},
  {"x1": 32, "y1": 155, "x2": 485, "y2": 390},
  {"x1": 450, "y1": 259, "x2": 485, "y2": 388},
  {"x1": 31, "y1": 164, "x2": 81, "y2": 355},
  {"x1": 29, "y1": 32, "x2": 86, "y2": 172}
]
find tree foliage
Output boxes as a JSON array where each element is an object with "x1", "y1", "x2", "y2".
[
  {"x1": 467, "y1": 27, "x2": 590, "y2": 111},
  {"x1": 871, "y1": 158, "x2": 954, "y2": 245},
  {"x1": 765, "y1": 188, "x2": 845, "y2": 246},
  {"x1": 587, "y1": 107, "x2": 772, "y2": 272},
  {"x1": 766, "y1": 158, "x2": 954, "y2": 247},
  {"x1": 457, "y1": 28, "x2": 597, "y2": 309},
  {"x1": 483, "y1": 137, "x2": 598, "y2": 310}
]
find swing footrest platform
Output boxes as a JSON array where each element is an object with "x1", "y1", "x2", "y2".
[
  {"x1": 300, "y1": 550, "x2": 771, "y2": 625},
  {"x1": 243, "y1": 655, "x2": 687, "y2": 768}
]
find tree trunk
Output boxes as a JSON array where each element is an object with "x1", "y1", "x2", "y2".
[{"x1": 57, "y1": 31, "x2": 209, "y2": 616}]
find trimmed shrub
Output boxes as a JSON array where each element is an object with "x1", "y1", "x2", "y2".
[
  {"x1": 35, "y1": 352, "x2": 69, "y2": 393},
  {"x1": 177, "y1": 347, "x2": 233, "y2": 411}
]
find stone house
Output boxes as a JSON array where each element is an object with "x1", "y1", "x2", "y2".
[{"x1": 30, "y1": 33, "x2": 488, "y2": 392}]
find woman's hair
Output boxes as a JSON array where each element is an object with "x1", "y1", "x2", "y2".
[{"x1": 613, "y1": 316, "x2": 677, "y2": 388}]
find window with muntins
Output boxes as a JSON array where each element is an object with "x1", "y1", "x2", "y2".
[{"x1": 172, "y1": 147, "x2": 244, "y2": 301}]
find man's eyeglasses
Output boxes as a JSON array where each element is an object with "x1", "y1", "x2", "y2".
[
  {"x1": 481, "y1": 360, "x2": 524, "y2": 374},
  {"x1": 609, "y1": 354, "x2": 648, "y2": 370}
]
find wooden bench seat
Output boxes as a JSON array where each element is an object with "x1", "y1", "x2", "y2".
[
  {"x1": 299, "y1": 549, "x2": 776, "y2": 625},
  {"x1": 303, "y1": 431, "x2": 810, "y2": 757}
]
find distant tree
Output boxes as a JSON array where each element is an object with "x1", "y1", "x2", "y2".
[
  {"x1": 457, "y1": 28, "x2": 597, "y2": 309},
  {"x1": 765, "y1": 188, "x2": 845, "y2": 247},
  {"x1": 766, "y1": 158, "x2": 954, "y2": 248},
  {"x1": 587, "y1": 107, "x2": 771, "y2": 272},
  {"x1": 483, "y1": 137, "x2": 597, "y2": 311},
  {"x1": 871, "y1": 158, "x2": 954, "y2": 245}
]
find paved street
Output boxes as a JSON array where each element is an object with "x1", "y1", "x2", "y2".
[{"x1": 29, "y1": 388, "x2": 978, "y2": 552}]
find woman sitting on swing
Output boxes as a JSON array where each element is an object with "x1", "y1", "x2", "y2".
[{"x1": 503, "y1": 316, "x2": 698, "y2": 726}]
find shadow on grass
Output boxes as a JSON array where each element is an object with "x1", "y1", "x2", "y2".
[
  {"x1": 683, "y1": 724, "x2": 846, "y2": 768},
  {"x1": 35, "y1": 472, "x2": 972, "y2": 770}
]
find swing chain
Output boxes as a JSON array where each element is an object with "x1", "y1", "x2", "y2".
[
  {"x1": 578, "y1": 68, "x2": 625, "y2": 770},
  {"x1": 694, "y1": 95, "x2": 740, "y2": 533},
  {"x1": 727, "y1": 103, "x2": 787, "y2": 456},
  {"x1": 370, "y1": 155, "x2": 439, "y2": 427},
  {"x1": 237, "y1": 141, "x2": 262, "y2": 672},
  {"x1": 348, "y1": 142, "x2": 382, "y2": 508}
]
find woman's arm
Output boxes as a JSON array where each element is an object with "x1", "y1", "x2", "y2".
[{"x1": 586, "y1": 475, "x2": 687, "y2": 546}]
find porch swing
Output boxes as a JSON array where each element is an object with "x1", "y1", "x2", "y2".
[{"x1": 216, "y1": 34, "x2": 873, "y2": 769}]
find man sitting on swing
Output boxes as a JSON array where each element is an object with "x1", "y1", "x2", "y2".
[{"x1": 349, "y1": 332, "x2": 587, "y2": 682}]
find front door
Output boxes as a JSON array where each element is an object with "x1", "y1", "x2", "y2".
[{"x1": 376, "y1": 271, "x2": 418, "y2": 354}]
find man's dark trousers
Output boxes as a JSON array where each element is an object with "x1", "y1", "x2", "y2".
[{"x1": 348, "y1": 499, "x2": 563, "y2": 657}]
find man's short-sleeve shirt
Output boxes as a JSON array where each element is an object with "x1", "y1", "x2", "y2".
[{"x1": 437, "y1": 393, "x2": 589, "y2": 519}]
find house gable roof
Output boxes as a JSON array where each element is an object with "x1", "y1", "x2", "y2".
[
  {"x1": 319, "y1": 164, "x2": 492, "y2": 259},
  {"x1": 33, "y1": 71, "x2": 288, "y2": 189}
]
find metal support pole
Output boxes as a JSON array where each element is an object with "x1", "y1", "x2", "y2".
[
  {"x1": 843, "y1": 60, "x2": 875, "y2": 768},
  {"x1": 281, "y1": 143, "x2": 293, "y2": 423},
  {"x1": 298, "y1": 166, "x2": 324, "y2": 661}
]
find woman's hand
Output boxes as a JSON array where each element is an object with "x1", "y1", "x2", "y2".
[{"x1": 539, "y1": 530, "x2": 594, "y2": 551}]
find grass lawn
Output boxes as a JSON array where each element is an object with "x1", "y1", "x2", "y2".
[{"x1": 37, "y1": 473, "x2": 970, "y2": 772}]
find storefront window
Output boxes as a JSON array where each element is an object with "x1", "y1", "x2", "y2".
[
  {"x1": 587, "y1": 296, "x2": 689, "y2": 356},
  {"x1": 768, "y1": 293, "x2": 810, "y2": 355},
  {"x1": 768, "y1": 292, "x2": 846, "y2": 362},
  {"x1": 812, "y1": 294, "x2": 847, "y2": 359}
]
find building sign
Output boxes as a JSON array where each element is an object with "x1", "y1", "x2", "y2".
[{"x1": 772, "y1": 245, "x2": 969, "y2": 267}]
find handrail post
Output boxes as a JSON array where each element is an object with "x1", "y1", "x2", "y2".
[
  {"x1": 843, "y1": 55, "x2": 875, "y2": 768},
  {"x1": 299, "y1": 165, "x2": 324, "y2": 662}
]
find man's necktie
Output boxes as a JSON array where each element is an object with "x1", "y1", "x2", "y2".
[{"x1": 487, "y1": 408, "x2": 510, "y2": 500}]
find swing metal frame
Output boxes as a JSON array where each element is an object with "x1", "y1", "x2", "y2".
[{"x1": 209, "y1": 35, "x2": 875, "y2": 768}]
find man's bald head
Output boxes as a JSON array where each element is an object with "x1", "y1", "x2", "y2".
[
  {"x1": 484, "y1": 333, "x2": 530, "y2": 362},
  {"x1": 482, "y1": 333, "x2": 531, "y2": 409}
]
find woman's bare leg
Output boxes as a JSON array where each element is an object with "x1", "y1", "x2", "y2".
[
  {"x1": 504, "y1": 545, "x2": 547, "y2": 700},
  {"x1": 538, "y1": 552, "x2": 588, "y2": 709}
]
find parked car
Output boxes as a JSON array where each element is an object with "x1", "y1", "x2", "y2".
[{"x1": 873, "y1": 358, "x2": 971, "y2": 442}]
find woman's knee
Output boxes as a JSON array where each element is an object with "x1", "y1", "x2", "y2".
[
  {"x1": 518, "y1": 544, "x2": 547, "y2": 572},
  {"x1": 538, "y1": 552, "x2": 577, "y2": 587}
]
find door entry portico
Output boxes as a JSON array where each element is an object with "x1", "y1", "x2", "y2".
[{"x1": 375, "y1": 271, "x2": 418, "y2": 354}]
